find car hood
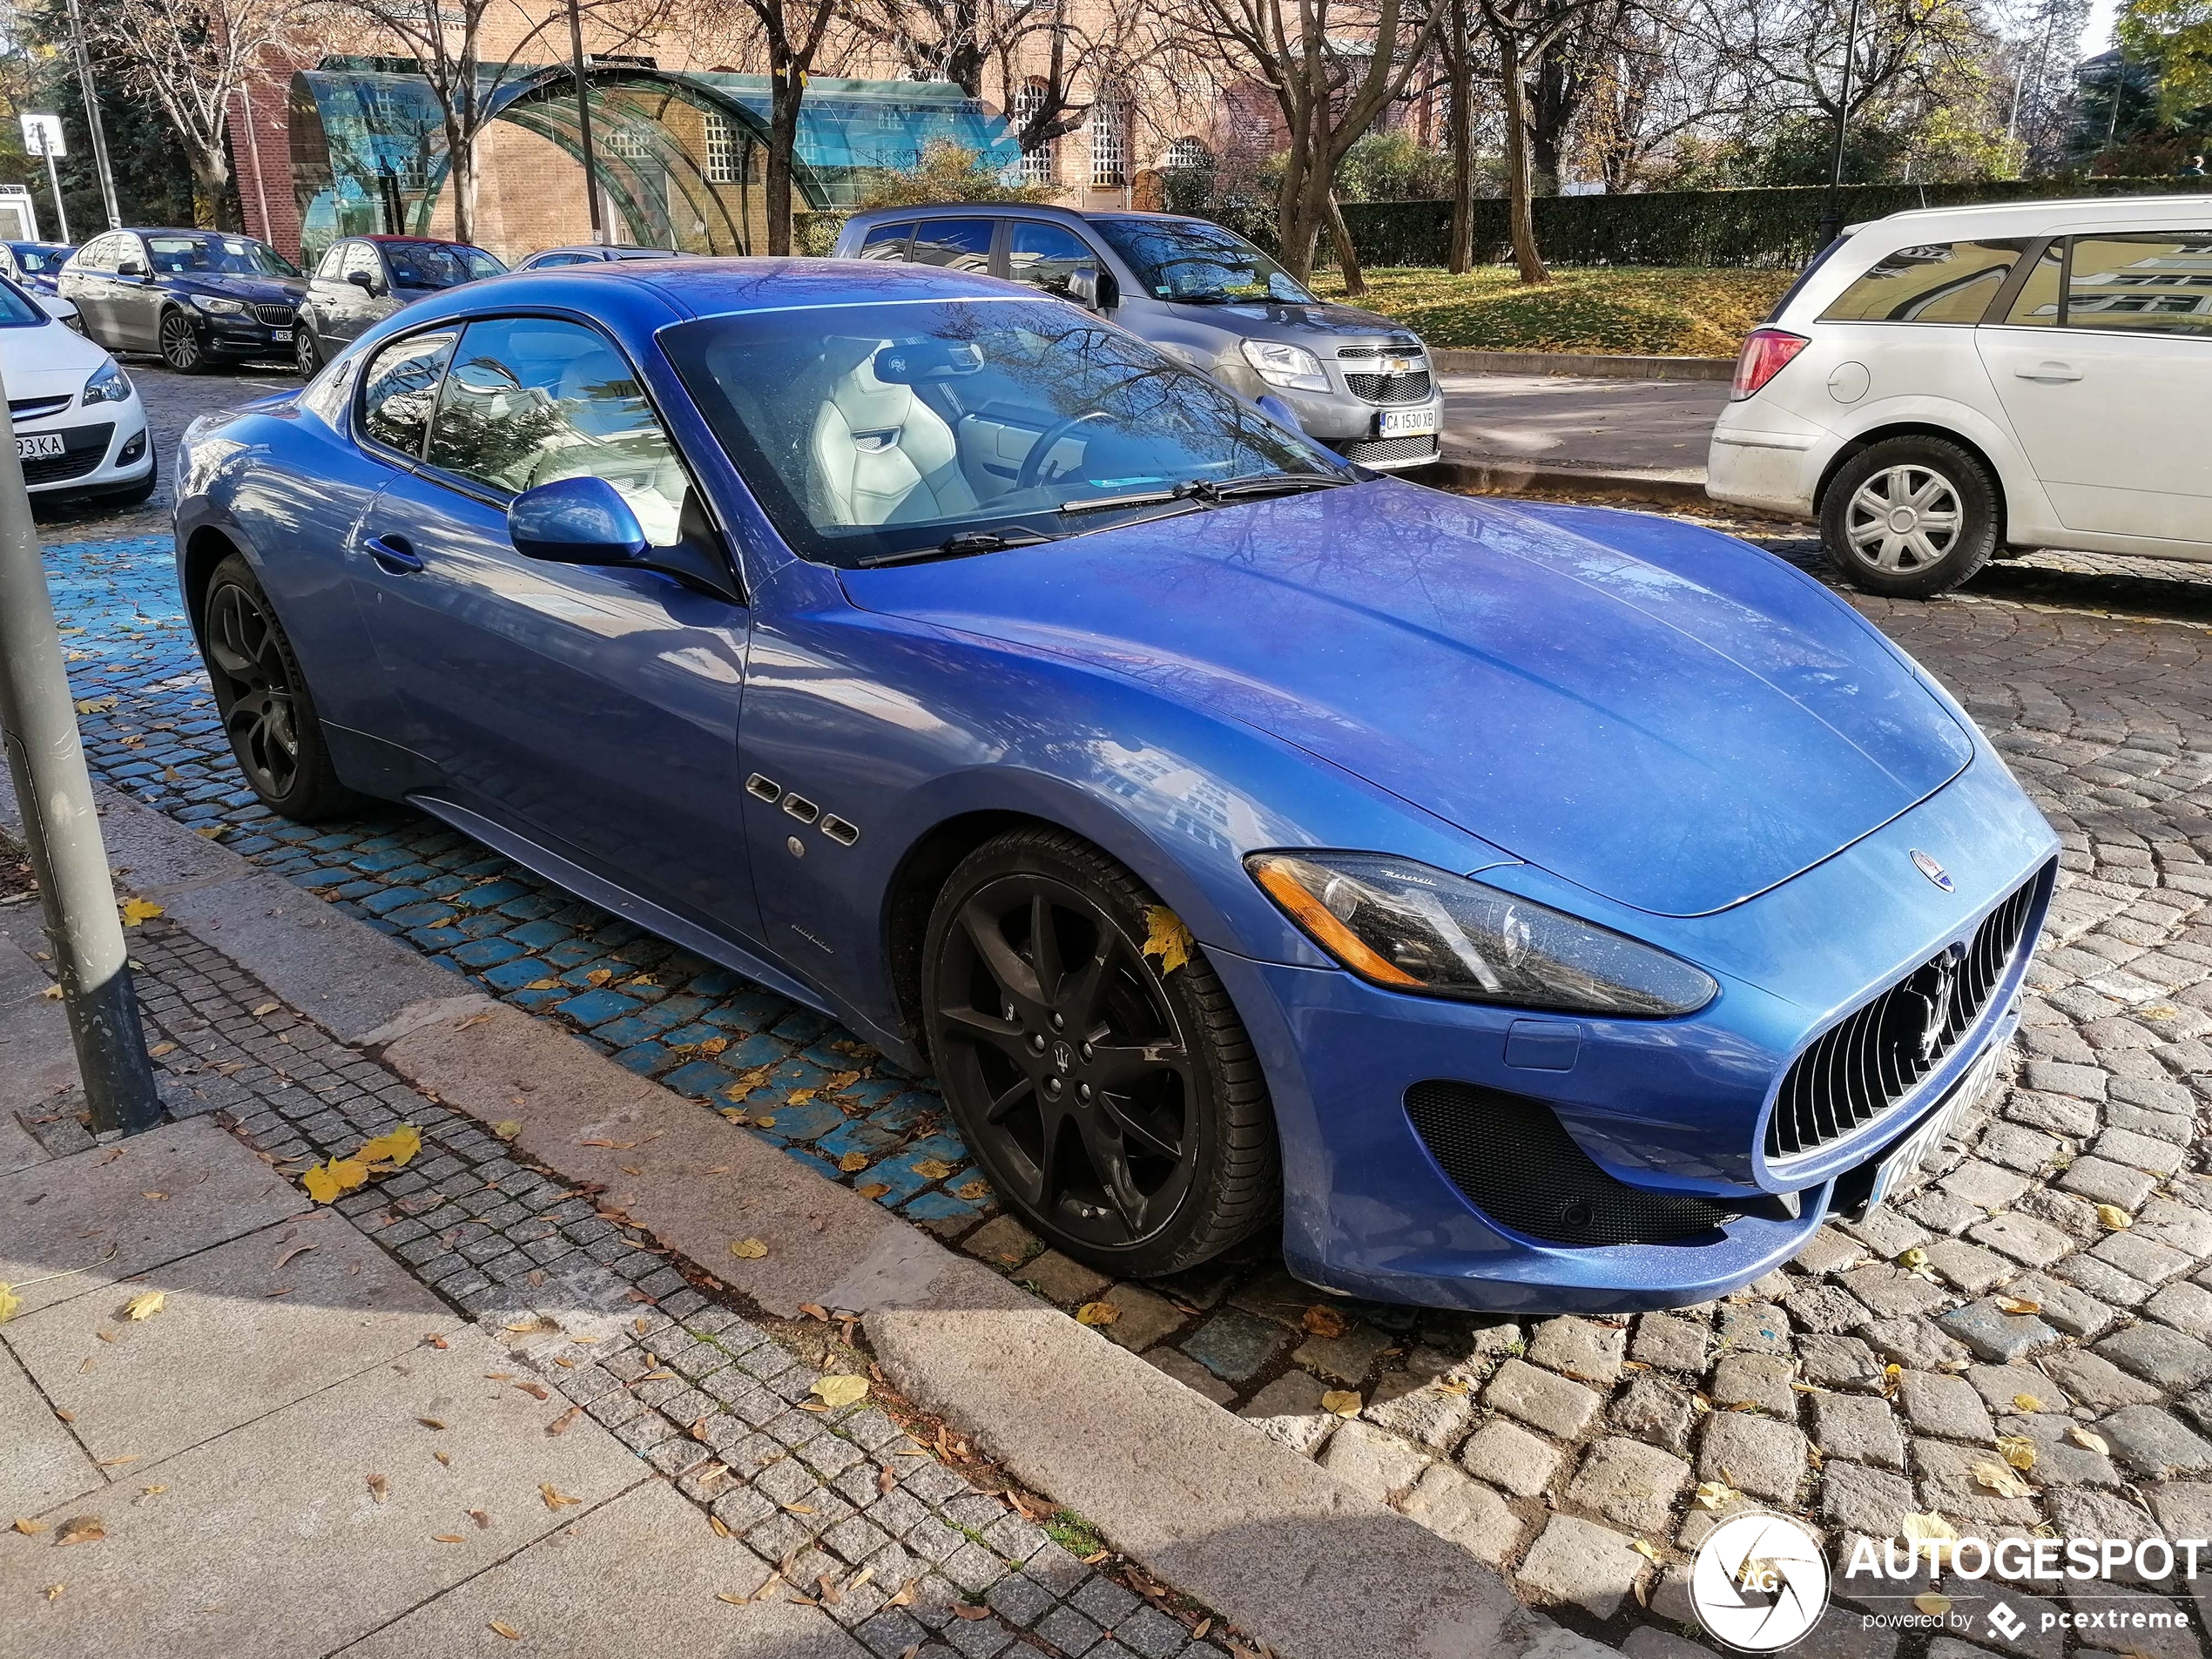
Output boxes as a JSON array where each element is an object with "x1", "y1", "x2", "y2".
[
  {"x1": 170, "y1": 273, "x2": 307, "y2": 305},
  {"x1": 840, "y1": 484, "x2": 1973, "y2": 918},
  {"x1": 0, "y1": 314, "x2": 111, "y2": 390},
  {"x1": 1169, "y1": 296, "x2": 1417, "y2": 343}
]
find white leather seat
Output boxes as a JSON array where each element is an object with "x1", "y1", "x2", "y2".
[{"x1": 809, "y1": 351, "x2": 978, "y2": 526}]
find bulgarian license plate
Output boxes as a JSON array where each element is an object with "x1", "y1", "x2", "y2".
[
  {"x1": 16, "y1": 432, "x2": 64, "y2": 460},
  {"x1": 269, "y1": 329, "x2": 293, "y2": 343},
  {"x1": 1379, "y1": 407, "x2": 1437, "y2": 437},
  {"x1": 1866, "y1": 1040, "x2": 2004, "y2": 1209}
]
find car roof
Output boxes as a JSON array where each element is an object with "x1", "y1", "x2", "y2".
[
  {"x1": 1847, "y1": 192, "x2": 2212, "y2": 238},
  {"x1": 123, "y1": 226, "x2": 271, "y2": 239},
  {"x1": 359, "y1": 234, "x2": 485, "y2": 248},
  {"x1": 843, "y1": 202, "x2": 1213, "y2": 232},
  {"x1": 422, "y1": 256, "x2": 1032, "y2": 322}
]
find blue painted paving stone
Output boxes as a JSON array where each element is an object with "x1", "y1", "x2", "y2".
[
  {"x1": 660, "y1": 1058, "x2": 747, "y2": 1097},
  {"x1": 749, "y1": 1097, "x2": 847, "y2": 1144},
  {"x1": 615, "y1": 1042, "x2": 675, "y2": 1076},
  {"x1": 554, "y1": 988, "x2": 643, "y2": 1028},
  {"x1": 502, "y1": 919, "x2": 570, "y2": 949},
  {"x1": 904, "y1": 1189, "x2": 987, "y2": 1224},
  {"x1": 358, "y1": 886, "x2": 432, "y2": 916},
  {"x1": 1181, "y1": 1308, "x2": 1290, "y2": 1383},
  {"x1": 479, "y1": 956, "x2": 552, "y2": 992},
  {"x1": 405, "y1": 925, "x2": 468, "y2": 951},
  {"x1": 815, "y1": 1118, "x2": 907, "y2": 1163},
  {"x1": 381, "y1": 900, "x2": 455, "y2": 928},
  {"x1": 784, "y1": 1146, "x2": 845, "y2": 1181}
]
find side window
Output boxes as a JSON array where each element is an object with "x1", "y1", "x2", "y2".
[
  {"x1": 908, "y1": 219, "x2": 994, "y2": 273},
  {"x1": 425, "y1": 316, "x2": 690, "y2": 548},
  {"x1": 2002, "y1": 241, "x2": 2064, "y2": 327},
  {"x1": 341, "y1": 243, "x2": 383, "y2": 290},
  {"x1": 315, "y1": 243, "x2": 347, "y2": 280},
  {"x1": 534, "y1": 253, "x2": 587, "y2": 267},
  {"x1": 857, "y1": 221, "x2": 914, "y2": 260},
  {"x1": 2060, "y1": 233, "x2": 2212, "y2": 338},
  {"x1": 1818, "y1": 239, "x2": 2028, "y2": 325},
  {"x1": 359, "y1": 329, "x2": 457, "y2": 457},
  {"x1": 1007, "y1": 221, "x2": 1096, "y2": 299}
]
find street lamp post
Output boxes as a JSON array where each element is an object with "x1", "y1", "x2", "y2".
[
  {"x1": 60, "y1": 0, "x2": 121, "y2": 231},
  {"x1": 568, "y1": 0, "x2": 607, "y2": 246},
  {"x1": 0, "y1": 369, "x2": 161, "y2": 1139},
  {"x1": 1816, "y1": 0, "x2": 1865, "y2": 249}
]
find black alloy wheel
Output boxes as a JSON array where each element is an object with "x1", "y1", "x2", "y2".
[
  {"x1": 199, "y1": 554, "x2": 359, "y2": 820},
  {"x1": 158, "y1": 308, "x2": 206, "y2": 374},
  {"x1": 921, "y1": 827, "x2": 1278, "y2": 1276}
]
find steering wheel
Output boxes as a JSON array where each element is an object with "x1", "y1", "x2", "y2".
[{"x1": 1016, "y1": 410, "x2": 1113, "y2": 491}]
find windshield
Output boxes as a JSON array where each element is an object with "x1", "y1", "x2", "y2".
[
  {"x1": 1089, "y1": 219, "x2": 1314, "y2": 306},
  {"x1": 145, "y1": 234, "x2": 300, "y2": 278},
  {"x1": 387, "y1": 242, "x2": 505, "y2": 288},
  {"x1": 0, "y1": 278, "x2": 48, "y2": 327},
  {"x1": 663, "y1": 298, "x2": 1339, "y2": 567}
]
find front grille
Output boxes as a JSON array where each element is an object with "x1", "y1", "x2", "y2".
[
  {"x1": 1407, "y1": 1079, "x2": 1743, "y2": 1246},
  {"x1": 21, "y1": 421, "x2": 113, "y2": 485},
  {"x1": 1345, "y1": 369, "x2": 1433, "y2": 404},
  {"x1": 9, "y1": 394, "x2": 71, "y2": 421},
  {"x1": 1340, "y1": 435, "x2": 1439, "y2": 467},
  {"x1": 253, "y1": 304, "x2": 296, "y2": 327},
  {"x1": 1764, "y1": 873, "x2": 2040, "y2": 1162}
]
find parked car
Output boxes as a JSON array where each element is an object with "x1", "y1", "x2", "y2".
[
  {"x1": 175, "y1": 260, "x2": 2055, "y2": 1309},
  {"x1": 834, "y1": 206, "x2": 1445, "y2": 471},
  {"x1": 1709, "y1": 193, "x2": 2212, "y2": 597},
  {"x1": 514, "y1": 244, "x2": 683, "y2": 270},
  {"x1": 295, "y1": 235, "x2": 506, "y2": 377},
  {"x1": 0, "y1": 272, "x2": 154, "y2": 504},
  {"x1": 58, "y1": 228, "x2": 305, "y2": 373},
  {"x1": 3, "y1": 239, "x2": 75, "y2": 295}
]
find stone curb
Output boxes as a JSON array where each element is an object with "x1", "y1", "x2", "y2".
[
  {"x1": 3, "y1": 772, "x2": 1618, "y2": 1659},
  {"x1": 1415, "y1": 456, "x2": 1713, "y2": 509},
  {"x1": 1430, "y1": 349, "x2": 1734, "y2": 381}
]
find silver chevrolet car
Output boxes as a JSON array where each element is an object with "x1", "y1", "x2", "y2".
[{"x1": 833, "y1": 205, "x2": 1443, "y2": 470}]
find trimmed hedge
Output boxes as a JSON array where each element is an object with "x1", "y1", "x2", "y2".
[{"x1": 1338, "y1": 179, "x2": 2198, "y2": 270}]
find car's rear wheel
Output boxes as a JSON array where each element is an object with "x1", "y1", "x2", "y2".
[
  {"x1": 1820, "y1": 435, "x2": 2000, "y2": 598},
  {"x1": 158, "y1": 309, "x2": 206, "y2": 374},
  {"x1": 921, "y1": 827, "x2": 1278, "y2": 1278},
  {"x1": 294, "y1": 324, "x2": 320, "y2": 379},
  {"x1": 199, "y1": 554, "x2": 361, "y2": 820}
]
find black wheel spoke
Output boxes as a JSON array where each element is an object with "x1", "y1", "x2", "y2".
[
  {"x1": 1098, "y1": 1092, "x2": 1183, "y2": 1161},
  {"x1": 203, "y1": 578, "x2": 302, "y2": 803},
  {"x1": 1088, "y1": 1040, "x2": 1188, "y2": 1096},
  {"x1": 1074, "y1": 1111, "x2": 1148, "y2": 1234},
  {"x1": 960, "y1": 900, "x2": 1042, "y2": 1006},
  {"x1": 985, "y1": 1074, "x2": 1035, "y2": 1125},
  {"x1": 941, "y1": 1004, "x2": 1031, "y2": 1066},
  {"x1": 1028, "y1": 893, "x2": 1064, "y2": 1003}
]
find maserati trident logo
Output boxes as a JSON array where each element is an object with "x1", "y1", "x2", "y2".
[
  {"x1": 1911, "y1": 849, "x2": 1954, "y2": 892},
  {"x1": 1914, "y1": 945, "x2": 1965, "y2": 1061}
]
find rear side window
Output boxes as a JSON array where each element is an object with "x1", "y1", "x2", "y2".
[
  {"x1": 857, "y1": 222, "x2": 914, "y2": 260},
  {"x1": 316, "y1": 244, "x2": 347, "y2": 280},
  {"x1": 2060, "y1": 233, "x2": 2212, "y2": 337},
  {"x1": 908, "y1": 219, "x2": 994, "y2": 272},
  {"x1": 359, "y1": 329, "x2": 456, "y2": 457},
  {"x1": 1819, "y1": 239, "x2": 2028, "y2": 325}
]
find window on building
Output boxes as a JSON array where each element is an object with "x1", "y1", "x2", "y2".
[
  {"x1": 704, "y1": 111, "x2": 741, "y2": 185},
  {"x1": 1163, "y1": 137, "x2": 1211, "y2": 172},
  {"x1": 1819, "y1": 239, "x2": 2029, "y2": 325},
  {"x1": 1089, "y1": 88, "x2": 1126, "y2": 188},
  {"x1": 1011, "y1": 80, "x2": 1053, "y2": 186},
  {"x1": 604, "y1": 122, "x2": 651, "y2": 163}
]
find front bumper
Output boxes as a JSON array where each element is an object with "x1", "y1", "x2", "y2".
[
  {"x1": 1215, "y1": 748, "x2": 2057, "y2": 1313},
  {"x1": 17, "y1": 401, "x2": 154, "y2": 496},
  {"x1": 192, "y1": 309, "x2": 296, "y2": 361}
]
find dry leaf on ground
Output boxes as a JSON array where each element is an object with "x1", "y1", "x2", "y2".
[
  {"x1": 837, "y1": 1152, "x2": 871, "y2": 1173},
  {"x1": 1074, "y1": 1301, "x2": 1119, "y2": 1327},
  {"x1": 366, "y1": 1474, "x2": 389, "y2": 1505},
  {"x1": 1301, "y1": 1305, "x2": 1349, "y2": 1339},
  {"x1": 119, "y1": 898, "x2": 163, "y2": 926},
  {"x1": 491, "y1": 1121, "x2": 522, "y2": 1141},
  {"x1": 1998, "y1": 1435, "x2": 2036, "y2": 1471},
  {"x1": 356, "y1": 1124, "x2": 421, "y2": 1168},
  {"x1": 1320, "y1": 1390, "x2": 1362, "y2": 1416},
  {"x1": 1694, "y1": 1480, "x2": 1741, "y2": 1510},
  {"x1": 911, "y1": 1159, "x2": 954, "y2": 1181},
  {"x1": 730, "y1": 1238, "x2": 769, "y2": 1260},
  {"x1": 53, "y1": 1516, "x2": 105, "y2": 1546},
  {"x1": 2068, "y1": 1425, "x2": 2109, "y2": 1454},
  {"x1": 540, "y1": 1483, "x2": 581, "y2": 1510},
  {"x1": 812, "y1": 1375, "x2": 869, "y2": 1410},
  {"x1": 1973, "y1": 1459, "x2": 2031, "y2": 1499},
  {"x1": 122, "y1": 1291, "x2": 165, "y2": 1321},
  {"x1": 2096, "y1": 1204, "x2": 2133, "y2": 1231},
  {"x1": 13, "y1": 1518, "x2": 48, "y2": 1535},
  {"x1": 2013, "y1": 1393, "x2": 2042, "y2": 1413},
  {"x1": 488, "y1": 1622, "x2": 520, "y2": 1641},
  {"x1": 1915, "y1": 1591, "x2": 1952, "y2": 1616}
]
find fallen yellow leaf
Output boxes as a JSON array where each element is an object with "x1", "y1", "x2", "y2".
[
  {"x1": 539, "y1": 1483, "x2": 582, "y2": 1510},
  {"x1": 356, "y1": 1124, "x2": 421, "y2": 1169},
  {"x1": 491, "y1": 1121, "x2": 522, "y2": 1141},
  {"x1": 367, "y1": 1474, "x2": 389, "y2": 1505},
  {"x1": 1996, "y1": 1296, "x2": 2040, "y2": 1316},
  {"x1": 13, "y1": 1518, "x2": 48, "y2": 1534},
  {"x1": 838, "y1": 1151, "x2": 870, "y2": 1173},
  {"x1": 1075, "y1": 1301, "x2": 1120, "y2": 1327},
  {"x1": 1302, "y1": 1305, "x2": 1350, "y2": 1339},
  {"x1": 1629, "y1": 1538, "x2": 1660, "y2": 1561},
  {"x1": 489, "y1": 1622, "x2": 521, "y2": 1641},
  {"x1": 1694, "y1": 1480, "x2": 1740, "y2": 1510},
  {"x1": 1973, "y1": 1459, "x2": 2031, "y2": 1498},
  {"x1": 911, "y1": 1159, "x2": 954, "y2": 1181},
  {"x1": 118, "y1": 898, "x2": 163, "y2": 927},
  {"x1": 52, "y1": 1515, "x2": 104, "y2": 1546},
  {"x1": 729, "y1": 1238, "x2": 768, "y2": 1260},
  {"x1": 1998, "y1": 1435, "x2": 2036, "y2": 1471},
  {"x1": 2069, "y1": 1425, "x2": 2109, "y2": 1454},
  {"x1": 1901, "y1": 1511, "x2": 1960, "y2": 1569},
  {"x1": 1141, "y1": 906, "x2": 1195, "y2": 974},
  {"x1": 1320, "y1": 1390, "x2": 1363, "y2": 1416},
  {"x1": 856, "y1": 1183, "x2": 890, "y2": 1199},
  {"x1": 2096, "y1": 1204, "x2": 2133, "y2": 1231},
  {"x1": 301, "y1": 1157, "x2": 368, "y2": 1204},
  {"x1": 122, "y1": 1291, "x2": 165, "y2": 1321},
  {"x1": 0, "y1": 1284, "x2": 20, "y2": 1324},
  {"x1": 812, "y1": 1375, "x2": 870, "y2": 1410},
  {"x1": 2013, "y1": 1393, "x2": 2043, "y2": 1413}
]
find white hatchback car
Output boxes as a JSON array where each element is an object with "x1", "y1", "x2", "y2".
[
  {"x1": 1709, "y1": 194, "x2": 2212, "y2": 596},
  {"x1": 0, "y1": 273, "x2": 155, "y2": 506}
]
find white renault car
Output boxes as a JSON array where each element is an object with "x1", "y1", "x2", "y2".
[
  {"x1": 0, "y1": 273, "x2": 154, "y2": 507},
  {"x1": 1709, "y1": 195, "x2": 2212, "y2": 596}
]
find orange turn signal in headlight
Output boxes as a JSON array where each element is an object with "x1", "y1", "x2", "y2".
[{"x1": 1250, "y1": 856, "x2": 1424, "y2": 988}]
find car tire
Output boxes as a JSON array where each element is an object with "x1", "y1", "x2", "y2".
[
  {"x1": 294, "y1": 325, "x2": 321, "y2": 379},
  {"x1": 198, "y1": 553, "x2": 362, "y2": 821},
  {"x1": 158, "y1": 307, "x2": 206, "y2": 374},
  {"x1": 1820, "y1": 435, "x2": 2000, "y2": 598},
  {"x1": 920, "y1": 826, "x2": 1278, "y2": 1278}
]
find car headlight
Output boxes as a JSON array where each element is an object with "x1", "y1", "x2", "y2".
[
  {"x1": 1246, "y1": 851, "x2": 1718, "y2": 1016},
  {"x1": 193, "y1": 296, "x2": 246, "y2": 315},
  {"x1": 1240, "y1": 339, "x2": 1330, "y2": 392},
  {"x1": 81, "y1": 360, "x2": 131, "y2": 405}
]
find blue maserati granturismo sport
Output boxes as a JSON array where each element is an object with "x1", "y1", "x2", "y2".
[{"x1": 171, "y1": 260, "x2": 2058, "y2": 1312}]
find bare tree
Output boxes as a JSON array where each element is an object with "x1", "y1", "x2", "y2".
[
  {"x1": 728, "y1": 0, "x2": 840, "y2": 254},
  {"x1": 310, "y1": 0, "x2": 668, "y2": 246},
  {"x1": 1476, "y1": 0, "x2": 1607, "y2": 282},
  {"x1": 1183, "y1": 0, "x2": 1440, "y2": 285},
  {"x1": 88, "y1": 0, "x2": 304, "y2": 229}
]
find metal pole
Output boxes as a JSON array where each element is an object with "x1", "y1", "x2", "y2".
[
  {"x1": 44, "y1": 149, "x2": 69, "y2": 246},
  {"x1": 0, "y1": 371, "x2": 160, "y2": 1138},
  {"x1": 568, "y1": 0, "x2": 605, "y2": 245},
  {"x1": 1816, "y1": 0, "x2": 1864, "y2": 247},
  {"x1": 2102, "y1": 52, "x2": 2124, "y2": 158},
  {"x1": 61, "y1": 0, "x2": 121, "y2": 231}
]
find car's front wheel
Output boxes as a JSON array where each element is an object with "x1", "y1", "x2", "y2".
[
  {"x1": 158, "y1": 308, "x2": 206, "y2": 374},
  {"x1": 920, "y1": 826, "x2": 1278, "y2": 1278},
  {"x1": 1820, "y1": 435, "x2": 2000, "y2": 598},
  {"x1": 199, "y1": 553, "x2": 361, "y2": 820},
  {"x1": 294, "y1": 324, "x2": 321, "y2": 379}
]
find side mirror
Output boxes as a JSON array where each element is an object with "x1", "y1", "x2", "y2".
[
  {"x1": 508, "y1": 475, "x2": 648, "y2": 566},
  {"x1": 117, "y1": 259, "x2": 144, "y2": 278},
  {"x1": 347, "y1": 270, "x2": 376, "y2": 292},
  {"x1": 1064, "y1": 265, "x2": 1100, "y2": 310}
]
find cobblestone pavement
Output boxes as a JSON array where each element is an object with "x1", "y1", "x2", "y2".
[
  {"x1": 18, "y1": 912, "x2": 1247, "y2": 1659},
  {"x1": 39, "y1": 494, "x2": 2212, "y2": 1656}
]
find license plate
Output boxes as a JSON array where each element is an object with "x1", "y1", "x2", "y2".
[
  {"x1": 16, "y1": 433, "x2": 64, "y2": 460},
  {"x1": 1865, "y1": 1041, "x2": 2003, "y2": 1208},
  {"x1": 1379, "y1": 407, "x2": 1437, "y2": 437},
  {"x1": 269, "y1": 329, "x2": 293, "y2": 343}
]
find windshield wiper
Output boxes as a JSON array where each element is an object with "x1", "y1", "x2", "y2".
[
  {"x1": 1177, "y1": 471, "x2": 1359, "y2": 502},
  {"x1": 853, "y1": 526, "x2": 1056, "y2": 568}
]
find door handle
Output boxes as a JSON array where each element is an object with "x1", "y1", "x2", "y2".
[
  {"x1": 362, "y1": 532, "x2": 422, "y2": 574},
  {"x1": 2015, "y1": 362, "x2": 2082, "y2": 383}
]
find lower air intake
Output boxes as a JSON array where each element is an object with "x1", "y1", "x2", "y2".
[{"x1": 1406, "y1": 1079, "x2": 1742, "y2": 1246}]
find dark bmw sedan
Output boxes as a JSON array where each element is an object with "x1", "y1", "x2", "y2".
[{"x1": 60, "y1": 228, "x2": 305, "y2": 372}]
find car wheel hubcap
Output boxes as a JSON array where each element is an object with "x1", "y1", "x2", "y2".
[
  {"x1": 1844, "y1": 465, "x2": 1963, "y2": 572},
  {"x1": 161, "y1": 314, "x2": 198, "y2": 368},
  {"x1": 934, "y1": 876, "x2": 1196, "y2": 1249},
  {"x1": 206, "y1": 583, "x2": 300, "y2": 798}
]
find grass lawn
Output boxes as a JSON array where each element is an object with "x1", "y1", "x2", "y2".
[{"x1": 1308, "y1": 266, "x2": 1797, "y2": 357}]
